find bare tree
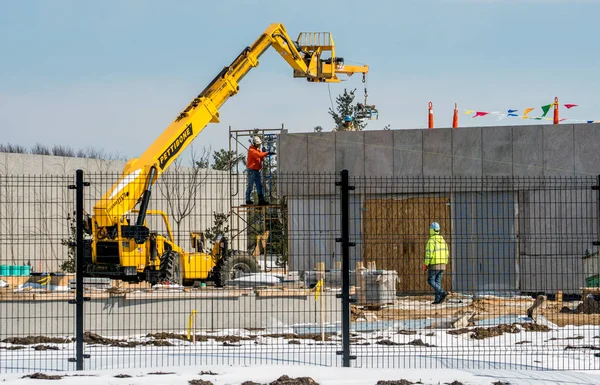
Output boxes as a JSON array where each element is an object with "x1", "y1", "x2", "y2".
[
  {"x1": 52, "y1": 145, "x2": 75, "y2": 157},
  {"x1": 31, "y1": 143, "x2": 51, "y2": 155},
  {"x1": 157, "y1": 146, "x2": 211, "y2": 244},
  {"x1": 0, "y1": 143, "x2": 27, "y2": 153}
]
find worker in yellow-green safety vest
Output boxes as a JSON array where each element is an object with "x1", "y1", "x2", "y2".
[{"x1": 423, "y1": 222, "x2": 449, "y2": 304}]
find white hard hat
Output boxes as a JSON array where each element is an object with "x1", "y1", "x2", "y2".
[{"x1": 252, "y1": 136, "x2": 262, "y2": 146}]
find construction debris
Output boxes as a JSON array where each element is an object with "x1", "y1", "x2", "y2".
[{"x1": 526, "y1": 295, "x2": 547, "y2": 321}]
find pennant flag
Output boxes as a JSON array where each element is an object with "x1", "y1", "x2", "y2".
[
  {"x1": 564, "y1": 104, "x2": 578, "y2": 109},
  {"x1": 531, "y1": 117, "x2": 543, "y2": 120},
  {"x1": 522, "y1": 107, "x2": 535, "y2": 119},
  {"x1": 473, "y1": 111, "x2": 489, "y2": 118},
  {"x1": 541, "y1": 104, "x2": 553, "y2": 117},
  {"x1": 508, "y1": 113, "x2": 519, "y2": 117},
  {"x1": 464, "y1": 110, "x2": 474, "y2": 115},
  {"x1": 507, "y1": 109, "x2": 518, "y2": 114},
  {"x1": 559, "y1": 118, "x2": 567, "y2": 122}
]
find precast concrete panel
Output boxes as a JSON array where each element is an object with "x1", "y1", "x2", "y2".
[
  {"x1": 365, "y1": 130, "x2": 393, "y2": 176},
  {"x1": 482, "y1": 125, "x2": 512, "y2": 176},
  {"x1": 544, "y1": 124, "x2": 575, "y2": 176},
  {"x1": 452, "y1": 191, "x2": 518, "y2": 294},
  {"x1": 393, "y1": 129, "x2": 423, "y2": 176},
  {"x1": 278, "y1": 133, "x2": 308, "y2": 174},
  {"x1": 287, "y1": 196, "x2": 340, "y2": 272},
  {"x1": 335, "y1": 131, "x2": 364, "y2": 177},
  {"x1": 519, "y1": 254, "x2": 585, "y2": 293},
  {"x1": 452, "y1": 126, "x2": 482, "y2": 176},
  {"x1": 574, "y1": 123, "x2": 600, "y2": 175},
  {"x1": 513, "y1": 125, "x2": 544, "y2": 176},
  {"x1": 423, "y1": 128, "x2": 452, "y2": 176},
  {"x1": 307, "y1": 132, "x2": 335, "y2": 174}
]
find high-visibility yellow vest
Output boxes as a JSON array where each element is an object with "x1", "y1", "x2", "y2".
[{"x1": 424, "y1": 233, "x2": 449, "y2": 266}]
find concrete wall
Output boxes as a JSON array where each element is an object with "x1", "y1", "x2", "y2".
[
  {"x1": 0, "y1": 291, "x2": 340, "y2": 338},
  {"x1": 278, "y1": 123, "x2": 600, "y2": 294},
  {"x1": 278, "y1": 123, "x2": 600, "y2": 177}
]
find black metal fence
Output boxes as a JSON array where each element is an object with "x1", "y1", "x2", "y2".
[{"x1": 1, "y1": 170, "x2": 599, "y2": 372}]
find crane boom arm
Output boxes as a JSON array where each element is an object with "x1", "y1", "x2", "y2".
[{"x1": 93, "y1": 23, "x2": 369, "y2": 227}]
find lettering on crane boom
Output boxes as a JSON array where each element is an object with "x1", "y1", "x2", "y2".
[
  {"x1": 158, "y1": 123, "x2": 193, "y2": 170},
  {"x1": 108, "y1": 191, "x2": 130, "y2": 214}
]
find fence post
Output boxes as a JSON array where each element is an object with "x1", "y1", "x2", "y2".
[
  {"x1": 68, "y1": 169, "x2": 90, "y2": 370},
  {"x1": 335, "y1": 169, "x2": 356, "y2": 367},
  {"x1": 594, "y1": 174, "x2": 600, "y2": 247}
]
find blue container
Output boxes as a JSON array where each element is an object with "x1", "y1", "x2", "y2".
[
  {"x1": 8, "y1": 265, "x2": 18, "y2": 276},
  {"x1": 20, "y1": 265, "x2": 31, "y2": 276},
  {"x1": 0, "y1": 265, "x2": 8, "y2": 276}
]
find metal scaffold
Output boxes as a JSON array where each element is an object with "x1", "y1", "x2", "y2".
[{"x1": 228, "y1": 125, "x2": 287, "y2": 273}]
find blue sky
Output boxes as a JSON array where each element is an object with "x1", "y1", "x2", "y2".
[{"x1": 1, "y1": 0, "x2": 598, "y2": 160}]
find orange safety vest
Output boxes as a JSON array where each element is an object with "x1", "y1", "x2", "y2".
[{"x1": 247, "y1": 146, "x2": 268, "y2": 171}]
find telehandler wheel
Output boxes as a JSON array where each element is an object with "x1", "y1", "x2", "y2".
[
  {"x1": 160, "y1": 250, "x2": 183, "y2": 285},
  {"x1": 215, "y1": 251, "x2": 258, "y2": 287}
]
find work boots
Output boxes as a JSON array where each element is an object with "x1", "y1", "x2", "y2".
[{"x1": 257, "y1": 195, "x2": 269, "y2": 206}]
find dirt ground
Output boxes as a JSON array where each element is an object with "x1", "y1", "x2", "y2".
[{"x1": 363, "y1": 295, "x2": 600, "y2": 327}]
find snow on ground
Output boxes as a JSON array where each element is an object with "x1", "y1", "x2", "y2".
[
  {"x1": 2, "y1": 364, "x2": 600, "y2": 385},
  {"x1": 3, "y1": 320, "x2": 600, "y2": 384},
  {"x1": 3, "y1": 284, "x2": 600, "y2": 383}
]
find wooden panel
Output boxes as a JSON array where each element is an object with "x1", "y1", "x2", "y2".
[{"x1": 362, "y1": 197, "x2": 451, "y2": 294}]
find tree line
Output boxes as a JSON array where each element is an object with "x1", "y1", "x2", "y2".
[{"x1": 0, "y1": 142, "x2": 245, "y2": 172}]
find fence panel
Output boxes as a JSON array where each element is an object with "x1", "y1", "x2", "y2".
[
  {"x1": 0, "y1": 174, "x2": 76, "y2": 372},
  {"x1": 1, "y1": 172, "x2": 599, "y2": 372},
  {"x1": 349, "y1": 175, "x2": 598, "y2": 369}
]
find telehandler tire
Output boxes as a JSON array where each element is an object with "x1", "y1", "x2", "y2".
[
  {"x1": 215, "y1": 251, "x2": 258, "y2": 287},
  {"x1": 160, "y1": 250, "x2": 183, "y2": 285}
]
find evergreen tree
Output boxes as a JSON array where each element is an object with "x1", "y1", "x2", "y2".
[
  {"x1": 328, "y1": 88, "x2": 368, "y2": 131},
  {"x1": 212, "y1": 149, "x2": 244, "y2": 171}
]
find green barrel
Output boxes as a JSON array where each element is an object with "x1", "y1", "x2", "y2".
[
  {"x1": 8, "y1": 265, "x2": 18, "y2": 276},
  {"x1": 21, "y1": 265, "x2": 31, "y2": 276}
]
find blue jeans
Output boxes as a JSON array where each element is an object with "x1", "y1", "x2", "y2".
[
  {"x1": 427, "y1": 269, "x2": 446, "y2": 303},
  {"x1": 245, "y1": 169, "x2": 264, "y2": 202}
]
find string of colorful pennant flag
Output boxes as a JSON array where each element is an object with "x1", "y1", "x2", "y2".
[{"x1": 463, "y1": 101, "x2": 599, "y2": 123}]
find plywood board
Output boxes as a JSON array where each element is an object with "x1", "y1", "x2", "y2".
[{"x1": 362, "y1": 197, "x2": 452, "y2": 294}]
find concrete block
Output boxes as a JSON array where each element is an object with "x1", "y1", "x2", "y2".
[
  {"x1": 307, "y1": 132, "x2": 335, "y2": 173},
  {"x1": 513, "y1": 125, "x2": 543, "y2": 176},
  {"x1": 452, "y1": 127, "x2": 482, "y2": 176},
  {"x1": 393, "y1": 129, "x2": 423, "y2": 176},
  {"x1": 335, "y1": 131, "x2": 364, "y2": 176},
  {"x1": 365, "y1": 131, "x2": 393, "y2": 176},
  {"x1": 278, "y1": 133, "x2": 308, "y2": 174},
  {"x1": 574, "y1": 122, "x2": 600, "y2": 175},
  {"x1": 482, "y1": 125, "x2": 512, "y2": 176},
  {"x1": 543, "y1": 124, "x2": 575, "y2": 176},
  {"x1": 423, "y1": 128, "x2": 452, "y2": 176}
]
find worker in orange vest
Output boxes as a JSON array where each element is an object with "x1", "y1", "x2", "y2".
[{"x1": 245, "y1": 136, "x2": 274, "y2": 205}]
